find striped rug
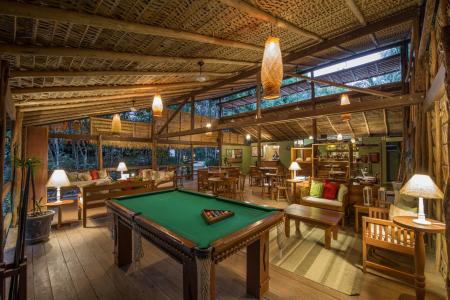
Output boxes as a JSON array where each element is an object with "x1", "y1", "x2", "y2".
[{"x1": 268, "y1": 223, "x2": 363, "y2": 296}]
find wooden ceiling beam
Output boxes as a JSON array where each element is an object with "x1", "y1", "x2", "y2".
[
  {"x1": 418, "y1": 0, "x2": 437, "y2": 60},
  {"x1": 362, "y1": 112, "x2": 371, "y2": 136},
  {"x1": 346, "y1": 120, "x2": 355, "y2": 136},
  {"x1": 10, "y1": 70, "x2": 237, "y2": 78},
  {"x1": 159, "y1": 93, "x2": 422, "y2": 138},
  {"x1": 344, "y1": 0, "x2": 379, "y2": 46},
  {"x1": 286, "y1": 73, "x2": 396, "y2": 98},
  {"x1": 0, "y1": 1, "x2": 262, "y2": 52},
  {"x1": 218, "y1": 0, "x2": 322, "y2": 41},
  {"x1": 11, "y1": 80, "x2": 218, "y2": 95},
  {"x1": 0, "y1": 44, "x2": 255, "y2": 68},
  {"x1": 161, "y1": 9, "x2": 416, "y2": 114},
  {"x1": 326, "y1": 116, "x2": 339, "y2": 134}
]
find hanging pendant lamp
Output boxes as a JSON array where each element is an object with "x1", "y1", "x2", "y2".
[
  {"x1": 340, "y1": 93, "x2": 351, "y2": 121},
  {"x1": 152, "y1": 94, "x2": 163, "y2": 117},
  {"x1": 261, "y1": 36, "x2": 283, "y2": 100},
  {"x1": 111, "y1": 114, "x2": 121, "y2": 135}
]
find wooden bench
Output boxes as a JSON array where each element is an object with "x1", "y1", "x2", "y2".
[{"x1": 78, "y1": 180, "x2": 153, "y2": 227}]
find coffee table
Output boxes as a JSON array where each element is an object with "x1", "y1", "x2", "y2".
[{"x1": 284, "y1": 204, "x2": 343, "y2": 249}]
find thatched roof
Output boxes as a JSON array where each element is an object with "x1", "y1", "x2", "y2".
[{"x1": 0, "y1": 0, "x2": 419, "y2": 130}]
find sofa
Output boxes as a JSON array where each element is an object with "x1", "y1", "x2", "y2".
[
  {"x1": 67, "y1": 169, "x2": 112, "y2": 188},
  {"x1": 300, "y1": 178, "x2": 349, "y2": 225},
  {"x1": 138, "y1": 168, "x2": 175, "y2": 189}
]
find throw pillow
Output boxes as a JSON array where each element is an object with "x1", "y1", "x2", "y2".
[
  {"x1": 337, "y1": 184, "x2": 348, "y2": 202},
  {"x1": 67, "y1": 171, "x2": 79, "y2": 182},
  {"x1": 98, "y1": 169, "x2": 108, "y2": 179},
  {"x1": 389, "y1": 204, "x2": 417, "y2": 221},
  {"x1": 90, "y1": 170, "x2": 99, "y2": 180},
  {"x1": 310, "y1": 180, "x2": 324, "y2": 198},
  {"x1": 323, "y1": 181, "x2": 339, "y2": 200}
]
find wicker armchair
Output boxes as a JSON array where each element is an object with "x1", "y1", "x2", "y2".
[{"x1": 362, "y1": 207, "x2": 416, "y2": 282}]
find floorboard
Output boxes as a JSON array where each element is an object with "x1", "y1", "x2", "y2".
[{"x1": 2, "y1": 180, "x2": 446, "y2": 299}]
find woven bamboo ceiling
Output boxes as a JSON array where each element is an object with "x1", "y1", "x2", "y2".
[{"x1": 0, "y1": 0, "x2": 419, "y2": 128}]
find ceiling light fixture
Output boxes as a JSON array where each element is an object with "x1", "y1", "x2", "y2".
[
  {"x1": 196, "y1": 61, "x2": 207, "y2": 82},
  {"x1": 261, "y1": 36, "x2": 283, "y2": 100}
]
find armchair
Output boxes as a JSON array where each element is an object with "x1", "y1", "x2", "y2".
[{"x1": 362, "y1": 207, "x2": 416, "y2": 282}]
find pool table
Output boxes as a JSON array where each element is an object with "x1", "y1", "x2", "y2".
[{"x1": 106, "y1": 189, "x2": 283, "y2": 300}]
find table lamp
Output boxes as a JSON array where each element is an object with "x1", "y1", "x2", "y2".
[
  {"x1": 400, "y1": 174, "x2": 444, "y2": 225},
  {"x1": 117, "y1": 162, "x2": 128, "y2": 179},
  {"x1": 47, "y1": 169, "x2": 71, "y2": 202},
  {"x1": 289, "y1": 161, "x2": 301, "y2": 180}
]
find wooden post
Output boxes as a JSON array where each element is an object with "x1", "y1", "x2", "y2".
[
  {"x1": 256, "y1": 71, "x2": 262, "y2": 166},
  {"x1": 311, "y1": 73, "x2": 317, "y2": 142},
  {"x1": 0, "y1": 61, "x2": 9, "y2": 261},
  {"x1": 218, "y1": 130, "x2": 223, "y2": 166},
  {"x1": 190, "y1": 96, "x2": 195, "y2": 178},
  {"x1": 97, "y1": 134, "x2": 103, "y2": 170},
  {"x1": 401, "y1": 40, "x2": 408, "y2": 93},
  {"x1": 151, "y1": 117, "x2": 157, "y2": 170},
  {"x1": 11, "y1": 111, "x2": 22, "y2": 226},
  {"x1": 257, "y1": 126, "x2": 262, "y2": 166}
]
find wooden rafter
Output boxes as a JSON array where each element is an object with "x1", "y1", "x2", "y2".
[
  {"x1": 159, "y1": 94, "x2": 422, "y2": 138},
  {"x1": 346, "y1": 120, "x2": 355, "y2": 136},
  {"x1": 11, "y1": 80, "x2": 219, "y2": 95},
  {"x1": 286, "y1": 73, "x2": 396, "y2": 98},
  {"x1": 10, "y1": 70, "x2": 236, "y2": 78},
  {"x1": 344, "y1": 0, "x2": 379, "y2": 46},
  {"x1": 0, "y1": 1, "x2": 262, "y2": 52},
  {"x1": 218, "y1": 0, "x2": 353, "y2": 54},
  {"x1": 0, "y1": 44, "x2": 255, "y2": 67},
  {"x1": 326, "y1": 116, "x2": 338, "y2": 134},
  {"x1": 362, "y1": 112, "x2": 371, "y2": 136},
  {"x1": 162, "y1": 8, "x2": 416, "y2": 118}
]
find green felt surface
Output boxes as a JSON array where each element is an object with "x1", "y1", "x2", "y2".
[{"x1": 113, "y1": 189, "x2": 276, "y2": 249}]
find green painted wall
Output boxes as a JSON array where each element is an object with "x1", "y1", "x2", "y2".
[
  {"x1": 248, "y1": 140, "x2": 294, "y2": 169},
  {"x1": 221, "y1": 144, "x2": 252, "y2": 174}
]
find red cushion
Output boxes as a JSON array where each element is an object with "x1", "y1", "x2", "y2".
[
  {"x1": 90, "y1": 170, "x2": 99, "y2": 180},
  {"x1": 323, "y1": 181, "x2": 339, "y2": 200}
]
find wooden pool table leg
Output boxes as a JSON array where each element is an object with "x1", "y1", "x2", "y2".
[
  {"x1": 247, "y1": 231, "x2": 269, "y2": 298},
  {"x1": 183, "y1": 251, "x2": 215, "y2": 300},
  {"x1": 114, "y1": 216, "x2": 132, "y2": 267}
]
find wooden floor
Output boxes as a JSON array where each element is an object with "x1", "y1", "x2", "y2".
[{"x1": 4, "y1": 180, "x2": 447, "y2": 300}]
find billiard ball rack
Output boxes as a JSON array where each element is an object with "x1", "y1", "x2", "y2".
[{"x1": 201, "y1": 209, "x2": 234, "y2": 224}]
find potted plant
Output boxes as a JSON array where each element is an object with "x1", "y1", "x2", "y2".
[{"x1": 15, "y1": 158, "x2": 55, "y2": 244}]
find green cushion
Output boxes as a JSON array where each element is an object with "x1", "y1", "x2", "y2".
[
  {"x1": 337, "y1": 184, "x2": 348, "y2": 202},
  {"x1": 310, "y1": 180, "x2": 324, "y2": 198}
]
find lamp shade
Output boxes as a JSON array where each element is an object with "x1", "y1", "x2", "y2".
[
  {"x1": 47, "y1": 169, "x2": 71, "y2": 188},
  {"x1": 111, "y1": 114, "x2": 121, "y2": 134},
  {"x1": 400, "y1": 174, "x2": 444, "y2": 199},
  {"x1": 152, "y1": 94, "x2": 163, "y2": 117},
  {"x1": 340, "y1": 93, "x2": 350, "y2": 106},
  {"x1": 289, "y1": 161, "x2": 301, "y2": 171},
  {"x1": 116, "y1": 162, "x2": 128, "y2": 172},
  {"x1": 261, "y1": 36, "x2": 283, "y2": 100}
]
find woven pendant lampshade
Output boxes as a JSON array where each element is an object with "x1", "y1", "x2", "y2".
[
  {"x1": 111, "y1": 114, "x2": 121, "y2": 134},
  {"x1": 261, "y1": 36, "x2": 283, "y2": 100},
  {"x1": 152, "y1": 94, "x2": 163, "y2": 117}
]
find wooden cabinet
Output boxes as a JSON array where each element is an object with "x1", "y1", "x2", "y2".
[{"x1": 312, "y1": 143, "x2": 352, "y2": 181}]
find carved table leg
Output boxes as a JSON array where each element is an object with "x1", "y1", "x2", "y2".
[
  {"x1": 247, "y1": 232, "x2": 270, "y2": 298},
  {"x1": 183, "y1": 250, "x2": 214, "y2": 300},
  {"x1": 414, "y1": 232, "x2": 426, "y2": 300}
]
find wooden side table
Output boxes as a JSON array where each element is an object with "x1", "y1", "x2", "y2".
[
  {"x1": 45, "y1": 200, "x2": 76, "y2": 229},
  {"x1": 393, "y1": 216, "x2": 445, "y2": 300},
  {"x1": 286, "y1": 178, "x2": 303, "y2": 204}
]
